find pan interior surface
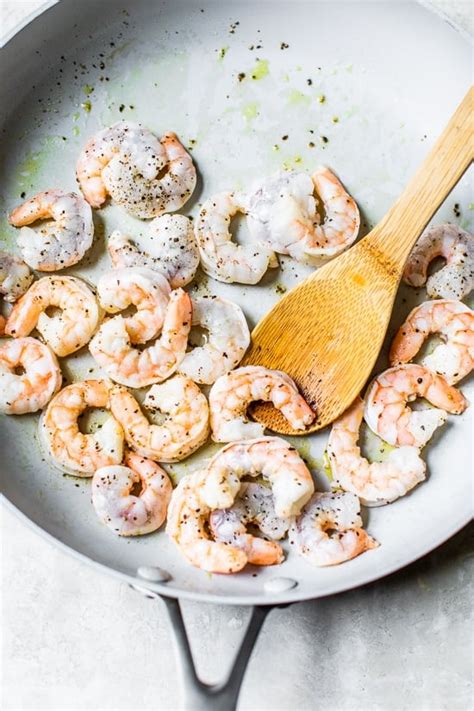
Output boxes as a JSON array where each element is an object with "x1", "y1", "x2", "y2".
[{"x1": 0, "y1": 0, "x2": 472, "y2": 605}]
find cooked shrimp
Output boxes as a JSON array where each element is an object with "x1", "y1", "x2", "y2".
[
  {"x1": 89, "y1": 288, "x2": 191, "y2": 388},
  {"x1": 246, "y1": 166, "x2": 360, "y2": 265},
  {"x1": 76, "y1": 121, "x2": 196, "y2": 218},
  {"x1": 92, "y1": 450, "x2": 172, "y2": 536},
  {"x1": 9, "y1": 190, "x2": 94, "y2": 271},
  {"x1": 364, "y1": 364, "x2": 467, "y2": 448},
  {"x1": 289, "y1": 491, "x2": 378, "y2": 567},
  {"x1": 166, "y1": 471, "x2": 248, "y2": 574},
  {"x1": 95, "y1": 267, "x2": 170, "y2": 344},
  {"x1": 389, "y1": 300, "x2": 474, "y2": 384},
  {"x1": 403, "y1": 224, "x2": 474, "y2": 300},
  {"x1": 178, "y1": 295, "x2": 250, "y2": 384},
  {"x1": 195, "y1": 191, "x2": 277, "y2": 284},
  {"x1": 209, "y1": 365, "x2": 315, "y2": 442},
  {"x1": 109, "y1": 374, "x2": 209, "y2": 462},
  {"x1": 108, "y1": 215, "x2": 199, "y2": 288},
  {"x1": 195, "y1": 437, "x2": 314, "y2": 518},
  {"x1": 209, "y1": 483, "x2": 289, "y2": 566},
  {"x1": 327, "y1": 397, "x2": 426, "y2": 506},
  {"x1": 0, "y1": 252, "x2": 33, "y2": 302},
  {"x1": 0, "y1": 337, "x2": 61, "y2": 414},
  {"x1": 39, "y1": 379, "x2": 124, "y2": 476},
  {"x1": 5, "y1": 276, "x2": 100, "y2": 357}
]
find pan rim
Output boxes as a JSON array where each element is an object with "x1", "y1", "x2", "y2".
[{"x1": 3, "y1": 493, "x2": 472, "y2": 606}]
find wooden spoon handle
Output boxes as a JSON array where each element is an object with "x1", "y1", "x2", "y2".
[{"x1": 370, "y1": 86, "x2": 473, "y2": 263}]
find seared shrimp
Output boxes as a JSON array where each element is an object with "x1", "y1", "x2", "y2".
[
  {"x1": 403, "y1": 224, "x2": 474, "y2": 300},
  {"x1": 246, "y1": 167, "x2": 360, "y2": 265},
  {"x1": 327, "y1": 397, "x2": 426, "y2": 506},
  {"x1": 89, "y1": 288, "x2": 191, "y2": 388},
  {"x1": 178, "y1": 295, "x2": 250, "y2": 384},
  {"x1": 196, "y1": 437, "x2": 314, "y2": 518},
  {"x1": 109, "y1": 374, "x2": 209, "y2": 462},
  {"x1": 209, "y1": 365, "x2": 315, "y2": 442},
  {"x1": 9, "y1": 190, "x2": 94, "y2": 271},
  {"x1": 92, "y1": 450, "x2": 172, "y2": 536},
  {"x1": 389, "y1": 300, "x2": 474, "y2": 385},
  {"x1": 108, "y1": 215, "x2": 199, "y2": 288},
  {"x1": 0, "y1": 337, "x2": 61, "y2": 414},
  {"x1": 0, "y1": 252, "x2": 33, "y2": 302},
  {"x1": 289, "y1": 492, "x2": 378, "y2": 567},
  {"x1": 76, "y1": 121, "x2": 196, "y2": 218},
  {"x1": 364, "y1": 364, "x2": 467, "y2": 448},
  {"x1": 195, "y1": 191, "x2": 277, "y2": 284},
  {"x1": 95, "y1": 267, "x2": 170, "y2": 344},
  {"x1": 166, "y1": 471, "x2": 248, "y2": 574},
  {"x1": 39, "y1": 380, "x2": 124, "y2": 476},
  {"x1": 5, "y1": 276, "x2": 100, "y2": 357},
  {"x1": 209, "y1": 482, "x2": 289, "y2": 566}
]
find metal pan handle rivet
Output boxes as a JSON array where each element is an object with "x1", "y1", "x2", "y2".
[
  {"x1": 263, "y1": 577, "x2": 298, "y2": 593},
  {"x1": 137, "y1": 565, "x2": 171, "y2": 583}
]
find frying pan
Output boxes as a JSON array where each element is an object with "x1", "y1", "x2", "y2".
[{"x1": 1, "y1": 1, "x2": 472, "y2": 708}]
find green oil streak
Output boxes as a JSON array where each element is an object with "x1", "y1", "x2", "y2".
[
  {"x1": 242, "y1": 102, "x2": 259, "y2": 121},
  {"x1": 287, "y1": 89, "x2": 311, "y2": 107},
  {"x1": 251, "y1": 59, "x2": 269, "y2": 80},
  {"x1": 287, "y1": 438, "x2": 319, "y2": 472},
  {"x1": 322, "y1": 451, "x2": 333, "y2": 481}
]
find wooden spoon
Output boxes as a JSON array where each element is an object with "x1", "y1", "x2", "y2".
[{"x1": 243, "y1": 87, "x2": 473, "y2": 435}]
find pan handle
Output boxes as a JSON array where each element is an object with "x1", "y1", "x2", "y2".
[{"x1": 160, "y1": 595, "x2": 270, "y2": 711}]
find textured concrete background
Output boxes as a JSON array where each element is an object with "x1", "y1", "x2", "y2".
[{"x1": 1, "y1": 2, "x2": 473, "y2": 710}]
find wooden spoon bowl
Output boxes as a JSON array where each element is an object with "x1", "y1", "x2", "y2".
[{"x1": 243, "y1": 87, "x2": 473, "y2": 435}]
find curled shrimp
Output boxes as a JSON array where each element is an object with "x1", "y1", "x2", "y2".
[
  {"x1": 92, "y1": 450, "x2": 172, "y2": 536},
  {"x1": 195, "y1": 191, "x2": 277, "y2": 284},
  {"x1": 94, "y1": 267, "x2": 171, "y2": 344},
  {"x1": 76, "y1": 121, "x2": 196, "y2": 218},
  {"x1": 246, "y1": 166, "x2": 360, "y2": 265},
  {"x1": 89, "y1": 288, "x2": 191, "y2": 388},
  {"x1": 327, "y1": 397, "x2": 426, "y2": 506},
  {"x1": 9, "y1": 190, "x2": 94, "y2": 271},
  {"x1": 0, "y1": 252, "x2": 33, "y2": 302},
  {"x1": 109, "y1": 374, "x2": 209, "y2": 462},
  {"x1": 209, "y1": 365, "x2": 315, "y2": 442},
  {"x1": 389, "y1": 299, "x2": 474, "y2": 385},
  {"x1": 5, "y1": 276, "x2": 100, "y2": 357},
  {"x1": 39, "y1": 379, "x2": 124, "y2": 476},
  {"x1": 364, "y1": 364, "x2": 467, "y2": 448},
  {"x1": 195, "y1": 437, "x2": 315, "y2": 518},
  {"x1": 0, "y1": 336, "x2": 61, "y2": 414},
  {"x1": 166, "y1": 471, "x2": 248, "y2": 574},
  {"x1": 289, "y1": 491, "x2": 379, "y2": 567},
  {"x1": 108, "y1": 215, "x2": 199, "y2": 288},
  {"x1": 209, "y1": 483, "x2": 289, "y2": 566},
  {"x1": 403, "y1": 224, "x2": 474, "y2": 300},
  {"x1": 178, "y1": 295, "x2": 250, "y2": 385}
]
